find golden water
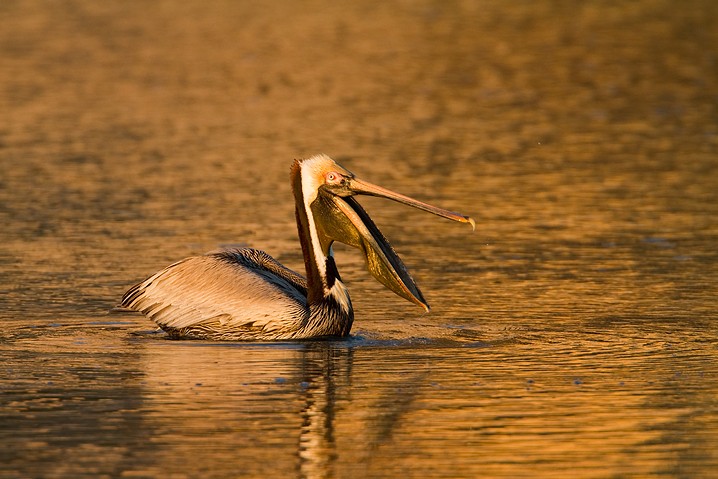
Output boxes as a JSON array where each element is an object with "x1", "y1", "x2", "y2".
[{"x1": 2, "y1": 1, "x2": 717, "y2": 477}]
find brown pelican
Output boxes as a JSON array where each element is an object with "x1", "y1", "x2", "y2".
[{"x1": 120, "y1": 154, "x2": 473, "y2": 340}]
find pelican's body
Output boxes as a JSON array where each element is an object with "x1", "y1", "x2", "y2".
[{"x1": 120, "y1": 155, "x2": 472, "y2": 340}]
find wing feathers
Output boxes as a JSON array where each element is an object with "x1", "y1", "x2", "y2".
[{"x1": 121, "y1": 248, "x2": 309, "y2": 337}]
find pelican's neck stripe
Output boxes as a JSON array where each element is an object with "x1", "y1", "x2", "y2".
[
  {"x1": 300, "y1": 162, "x2": 329, "y2": 283},
  {"x1": 292, "y1": 157, "x2": 344, "y2": 303}
]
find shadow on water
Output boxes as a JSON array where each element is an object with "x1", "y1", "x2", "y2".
[
  {"x1": 114, "y1": 335, "x2": 441, "y2": 478},
  {"x1": 5, "y1": 317, "x2": 716, "y2": 477}
]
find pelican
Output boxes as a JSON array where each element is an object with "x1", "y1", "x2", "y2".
[{"x1": 120, "y1": 154, "x2": 473, "y2": 340}]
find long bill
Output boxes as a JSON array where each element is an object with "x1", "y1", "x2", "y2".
[
  {"x1": 312, "y1": 175, "x2": 474, "y2": 311},
  {"x1": 347, "y1": 177, "x2": 475, "y2": 230}
]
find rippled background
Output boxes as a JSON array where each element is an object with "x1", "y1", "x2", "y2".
[{"x1": 2, "y1": 1, "x2": 717, "y2": 477}]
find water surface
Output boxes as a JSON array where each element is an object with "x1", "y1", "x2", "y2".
[{"x1": 1, "y1": 1, "x2": 717, "y2": 477}]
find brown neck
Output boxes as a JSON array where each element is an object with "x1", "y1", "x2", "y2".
[{"x1": 290, "y1": 161, "x2": 334, "y2": 305}]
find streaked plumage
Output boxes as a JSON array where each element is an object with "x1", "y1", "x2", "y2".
[{"x1": 120, "y1": 154, "x2": 473, "y2": 340}]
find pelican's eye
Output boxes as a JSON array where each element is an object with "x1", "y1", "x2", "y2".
[{"x1": 325, "y1": 171, "x2": 343, "y2": 185}]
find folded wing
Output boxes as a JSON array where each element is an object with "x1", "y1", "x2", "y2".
[{"x1": 121, "y1": 248, "x2": 309, "y2": 339}]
